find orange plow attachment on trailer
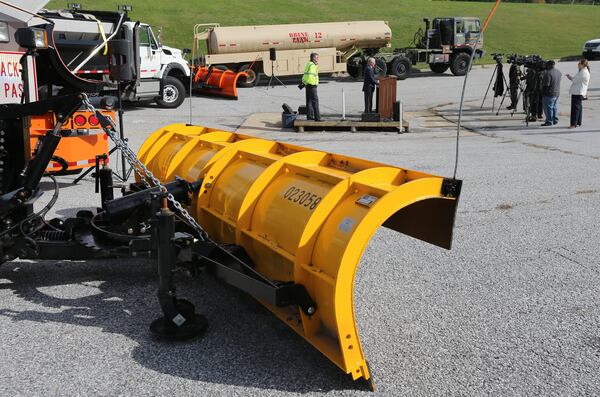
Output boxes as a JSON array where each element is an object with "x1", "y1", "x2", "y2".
[
  {"x1": 138, "y1": 124, "x2": 462, "y2": 386},
  {"x1": 192, "y1": 66, "x2": 248, "y2": 99}
]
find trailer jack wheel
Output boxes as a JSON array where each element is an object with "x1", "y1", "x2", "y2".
[{"x1": 150, "y1": 299, "x2": 208, "y2": 340}]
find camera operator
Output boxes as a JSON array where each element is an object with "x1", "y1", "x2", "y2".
[
  {"x1": 507, "y1": 62, "x2": 522, "y2": 110},
  {"x1": 524, "y1": 65, "x2": 543, "y2": 122},
  {"x1": 541, "y1": 60, "x2": 562, "y2": 126}
]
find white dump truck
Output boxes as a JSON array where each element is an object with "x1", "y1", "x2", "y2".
[
  {"x1": 35, "y1": 5, "x2": 190, "y2": 108},
  {"x1": 193, "y1": 21, "x2": 392, "y2": 86}
]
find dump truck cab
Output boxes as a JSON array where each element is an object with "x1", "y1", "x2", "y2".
[
  {"x1": 136, "y1": 22, "x2": 189, "y2": 84},
  {"x1": 36, "y1": 6, "x2": 190, "y2": 108}
]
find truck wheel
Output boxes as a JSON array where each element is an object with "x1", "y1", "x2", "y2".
[
  {"x1": 375, "y1": 57, "x2": 387, "y2": 78},
  {"x1": 450, "y1": 53, "x2": 471, "y2": 76},
  {"x1": 347, "y1": 56, "x2": 363, "y2": 79},
  {"x1": 390, "y1": 56, "x2": 411, "y2": 80},
  {"x1": 237, "y1": 64, "x2": 262, "y2": 87},
  {"x1": 429, "y1": 63, "x2": 449, "y2": 74},
  {"x1": 156, "y1": 76, "x2": 186, "y2": 108}
]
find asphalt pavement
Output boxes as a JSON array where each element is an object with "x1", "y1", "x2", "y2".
[{"x1": 1, "y1": 61, "x2": 599, "y2": 396}]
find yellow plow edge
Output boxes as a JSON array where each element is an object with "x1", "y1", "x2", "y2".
[{"x1": 138, "y1": 124, "x2": 462, "y2": 384}]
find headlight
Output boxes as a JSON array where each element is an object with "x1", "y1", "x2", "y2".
[
  {"x1": 0, "y1": 22, "x2": 8, "y2": 43},
  {"x1": 15, "y1": 27, "x2": 48, "y2": 49},
  {"x1": 33, "y1": 29, "x2": 47, "y2": 48}
]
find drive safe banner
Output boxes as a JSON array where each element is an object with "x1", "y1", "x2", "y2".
[{"x1": 0, "y1": 51, "x2": 37, "y2": 104}]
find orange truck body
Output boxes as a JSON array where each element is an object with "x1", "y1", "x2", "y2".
[{"x1": 29, "y1": 110, "x2": 115, "y2": 173}]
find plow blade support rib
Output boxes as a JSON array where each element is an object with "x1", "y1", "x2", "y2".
[{"x1": 138, "y1": 124, "x2": 462, "y2": 383}]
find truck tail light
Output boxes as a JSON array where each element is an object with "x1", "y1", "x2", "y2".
[
  {"x1": 74, "y1": 114, "x2": 87, "y2": 126},
  {"x1": 88, "y1": 115, "x2": 100, "y2": 126}
]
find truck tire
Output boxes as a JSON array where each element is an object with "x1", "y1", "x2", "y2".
[
  {"x1": 450, "y1": 53, "x2": 471, "y2": 76},
  {"x1": 429, "y1": 63, "x2": 449, "y2": 74},
  {"x1": 237, "y1": 63, "x2": 262, "y2": 87},
  {"x1": 347, "y1": 56, "x2": 363, "y2": 79},
  {"x1": 374, "y1": 57, "x2": 387, "y2": 78},
  {"x1": 390, "y1": 56, "x2": 411, "y2": 80},
  {"x1": 156, "y1": 76, "x2": 186, "y2": 108}
]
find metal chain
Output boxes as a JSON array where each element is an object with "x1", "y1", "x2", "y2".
[{"x1": 82, "y1": 95, "x2": 208, "y2": 240}]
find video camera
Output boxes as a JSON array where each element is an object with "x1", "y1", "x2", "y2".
[
  {"x1": 492, "y1": 53, "x2": 504, "y2": 63},
  {"x1": 507, "y1": 54, "x2": 547, "y2": 71}
]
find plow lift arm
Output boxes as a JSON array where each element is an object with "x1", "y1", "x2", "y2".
[{"x1": 0, "y1": 93, "x2": 83, "y2": 211}]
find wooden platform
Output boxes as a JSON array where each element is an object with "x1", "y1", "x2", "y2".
[{"x1": 293, "y1": 116, "x2": 409, "y2": 133}]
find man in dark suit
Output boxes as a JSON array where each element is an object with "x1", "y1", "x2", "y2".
[{"x1": 363, "y1": 57, "x2": 379, "y2": 113}]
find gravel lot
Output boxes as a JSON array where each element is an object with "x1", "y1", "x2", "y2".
[{"x1": 1, "y1": 61, "x2": 599, "y2": 396}]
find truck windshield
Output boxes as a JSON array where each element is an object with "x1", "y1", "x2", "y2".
[
  {"x1": 0, "y1": 22, "x2": 8, "y2": 42},
  {"x1": 464, "y1": 20, "x2": 480, "y2": 34}
]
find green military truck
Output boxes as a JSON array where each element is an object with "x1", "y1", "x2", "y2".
[{"x1": 348, "y1": 16, "x2": 485, "y2": 80}]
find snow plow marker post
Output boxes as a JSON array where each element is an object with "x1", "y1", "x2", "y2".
[{"x1": 138, "y1": 124, "x2": 462, "y2": 386}]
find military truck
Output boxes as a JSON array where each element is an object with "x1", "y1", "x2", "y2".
[
  {"x1": 374, "y1": 17, "x2": 485, "y2": 80},
  {"x1": 193, "y1": 17, "x2": 483, "y2": 86}
]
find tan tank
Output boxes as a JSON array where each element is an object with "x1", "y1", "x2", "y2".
[{"x1": 206, "y1": 21, "x2": 391, "y2": 55}]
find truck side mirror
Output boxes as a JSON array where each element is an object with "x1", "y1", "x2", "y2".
[
  {"x1": 182, "y1": 48, "x2": 191, "y2": 55},
  {"x1": 109, "y1": 38, "x2": 136, "y2": 82}
]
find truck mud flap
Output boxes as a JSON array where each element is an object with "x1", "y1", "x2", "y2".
[
  {"x1": 138, "y1": 124, "x2": 462, "y2": 384},
  {"x1": 192, "y1": 67, "x2": 248, "y2": 99}
]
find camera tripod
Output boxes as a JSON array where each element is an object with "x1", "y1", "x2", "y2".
[
  {"x1": 481, "y1": 60, "x2": 509, "y2": 113},
  {"x1": 494, "y1": 78, "x2": 525, "y2": 117},
  {"x1": 267, "y1": 61, "x2": 286, "y2": 89},
  {"x1": 507, "y1": 81, "x2": 526, "y2": 118}
]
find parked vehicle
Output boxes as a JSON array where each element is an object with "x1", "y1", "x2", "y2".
[
  {"x1": 582, "y1": 38, "x2": 600, "y2": 60},
  {"x1": 0, "y1": 2, "x2": 113, "y2": 178},
  {"x1": 192, "y1": 17, "x2": 484, "y2": 85},
  {"x1": 36, "y1": 6, "x2": 191, "y2": 108},
  {"x1": 192, "y1": 21, "x2": 392, "y2": 86},
  {"x1": 378, "y1": 17, "x2": 485, "y2": 80}
]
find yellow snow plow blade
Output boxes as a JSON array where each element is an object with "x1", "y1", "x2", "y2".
[
  {"x1": 136, "y1": 123, "x2": 252, "y2": 182},
  {"x1": 138, "y1": 124, "x2": 462, "y2": 385}
]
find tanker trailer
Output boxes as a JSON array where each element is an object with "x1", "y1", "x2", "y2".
[{"x1": 192, "y1": 21, "x2": 392, "y2": 87}]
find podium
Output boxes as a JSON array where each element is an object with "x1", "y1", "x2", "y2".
[{"x1": 376, "y1": 76, "x2": 397, "y2": 119}]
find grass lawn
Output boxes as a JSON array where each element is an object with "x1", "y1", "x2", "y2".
[{"x1": 46, "y1": 0, "x2": 600, "y2": 63}]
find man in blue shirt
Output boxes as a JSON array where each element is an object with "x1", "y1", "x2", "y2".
[{"x1": 541, "y1": 60, "x2": 562, "y2": 126}]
